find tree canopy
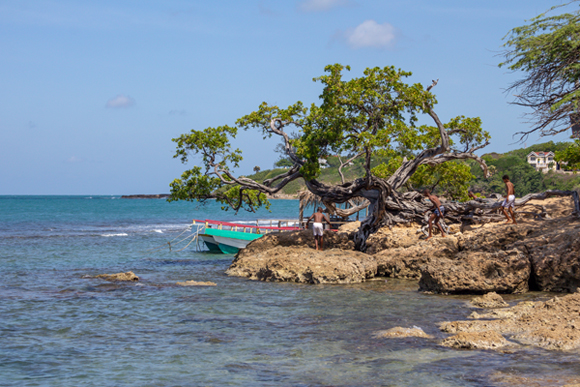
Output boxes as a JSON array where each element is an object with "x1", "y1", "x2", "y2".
[
  {"x1": 500, "y1": 1, "x2": 580, "y2": 139},
  {"x1": 170, "y1": 64, "x2": 491, "y2": 250}
]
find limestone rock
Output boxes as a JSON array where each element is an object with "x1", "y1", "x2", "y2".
[
  {"x1": 418, "y1": 248, "x2": 530, "y2": 294},
  {"x1": 374, "y1": 236, "x2": 459, "y2": 280},
  {"x1": 176, "y1": 280, "x2": 216, "y2": 286},
  {"x1": 226, "y1": 246, "x2": 376, "y2": 284},
  {"x1": 470, "y1": 292, "x2": 509, "y2": 308},
  {"x1": 441, "y1": 331, "x2": 510, "y2": 350},
  {"x1": 337, "y1": 221, "x2": 360, "y2": 233},
  {"x1": 94, "y1": 271, "x2": 139, "y2": 281},
  {"x1": 374, "y1": 326, "x2": 433, "y2": 339},
  {"x1": 513, "y1": 222, "x2": 580, "y2": 292},
  {"x1": 241, "y1": 229, "x2": 355, "y2": 255},
  {"x1": 440, "y1": 292, "x2": 580, "y2": 351},
  {"x1": 365, "y1": 225, "x2": 422, "y2": 255}
]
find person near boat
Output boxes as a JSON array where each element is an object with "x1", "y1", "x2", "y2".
[{"x1": 305, "y1": 207, "x2": 332, "y2": 251}]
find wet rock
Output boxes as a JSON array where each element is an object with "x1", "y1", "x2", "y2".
[
  {"x1": 440, "y1": 292, "x2": 580, "y2": 351},
  {"x1": 374, "y1": 326, "x2": 433, "y2": 339},
  {"x1": 470, "y1": 292, "x2": 509, "y2": 308},
  {"x1": 489, "y1": 371, "x2": 580, "y2": 387},
  {"x1": 176, "y1": 280, "x2": 216, "y2": 286},
  {"x1": 94, "y1": 271, "x2": 139, "y2": 281},
  {"x1": 441, "y1": 331, "x2": 510, "y2": 350},
  {"x1": 226, "y1": 246, "x2": 376, "y2": 284}
]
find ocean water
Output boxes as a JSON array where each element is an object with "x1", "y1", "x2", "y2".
[{"x1": 1, "y1": 196, "x2": 579, "y2": 386}]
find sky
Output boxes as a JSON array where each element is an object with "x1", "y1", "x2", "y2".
[{"x1": 0, "y1": 0, "x2": 576, "y2": 195}]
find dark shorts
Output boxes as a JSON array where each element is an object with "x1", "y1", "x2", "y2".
[{"x1": 434, "y1": 206, "x2": 445, "y2": 217}]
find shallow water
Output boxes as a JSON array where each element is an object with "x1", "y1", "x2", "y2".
[{"x1": 1, "y1": 196, "x2": 578, "y2": 386}]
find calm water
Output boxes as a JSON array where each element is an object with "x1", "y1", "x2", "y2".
[{"x1": 1, "y1": 196, "x2": 578, "y2": 386}]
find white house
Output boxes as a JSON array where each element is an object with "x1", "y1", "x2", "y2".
[{"x1": 526, "y1": 151, "x2": 557, "y2": 173}]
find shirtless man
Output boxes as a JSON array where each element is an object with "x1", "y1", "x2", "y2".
[
  {"x1": 501, "y1": 175, "x2": 517, "y2": 224},
  {"x1": 422, "y1": 189, "x2": 446, "y2": 240},
  {"x1": 305, "y1": 207, "x2": 332, "y2": 251}
]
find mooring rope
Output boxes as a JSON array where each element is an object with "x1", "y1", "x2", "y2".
[{"x1": 142, "y1": 225, "x2": 193, "y2": 253}]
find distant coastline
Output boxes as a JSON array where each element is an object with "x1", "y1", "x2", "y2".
[{"x1": 121, "y1": 194, "x2": 171, "y2": 199}]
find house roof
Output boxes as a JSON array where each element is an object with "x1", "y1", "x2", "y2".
[{"x1": 527, "y1": 151, "x2": 555, "y2": 157}]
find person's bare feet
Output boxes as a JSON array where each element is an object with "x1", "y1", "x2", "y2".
[
  {"x1": 505, "y1": 220, "x2": 512, "y2": 223},
  {"x1": 426, "y1": 236, "x2": 433, "y2": 241},
  {"x1": 442, "y1": 233, "x2": 447, "y2": 238}
]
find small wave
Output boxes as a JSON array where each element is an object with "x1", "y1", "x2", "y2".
[
  {"x1": 153, "y1": 229, "x2": 164, "y2": 233},
  {"x1": 101, "y1": 233, "x2": 128, "y2": 237}
]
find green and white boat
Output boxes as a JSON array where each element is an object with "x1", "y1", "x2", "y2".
[
  {"x1": 203, "y1": 227, "x2": 263, "y2": 254},
  {"x1": 193, "y1": 219, "x2": 301, "y2": 254}
]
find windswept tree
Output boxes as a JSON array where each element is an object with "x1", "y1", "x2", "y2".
[
  {"x1": 170, "y1": 64, "x2": 493, "y2": 251},
  {"x1": 500, "y1": 1, "x2": 580, "y2": 140}
]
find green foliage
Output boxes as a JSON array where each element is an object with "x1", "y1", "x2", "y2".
[
  {"x1": 170, "y1": 63, "x2": 490, "y2": 212},
  {"x1": 237, "y1": 64, "x2": 488, "y2": 180},
  {"x1": 470, "y1": 141, "x2": 580, "y2": 196},
  {"x1": 500, "y1": 2, "x2": 580, "y2": 135},
  {"x1": 555, "y1": 139, "x2": 580, "y2": 169},
  {"x1": 274, "y1": 158, "x2": 293, "y2": 168},
  {"x1": 372, "y1": 158, "x2": 474, "y2": 201}
]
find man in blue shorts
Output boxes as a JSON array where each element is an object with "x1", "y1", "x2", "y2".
[{"x1": 422, "y1": 189, "x2": 446, "y2": 240}]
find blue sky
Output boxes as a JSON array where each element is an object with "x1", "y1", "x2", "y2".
[{"x1": 0, "y1": 0, "x2": 575, "y2": 195}]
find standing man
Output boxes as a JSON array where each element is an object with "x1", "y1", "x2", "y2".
[
  {"x1": 422, "y1": 189, "x2": 446, "y2": 240},
  {"x1": 305, "y1": 207, "x2": 332, "y2": 251},
  {"x1": 501, "y1": 175, "x2": 517, "y2": 224}
]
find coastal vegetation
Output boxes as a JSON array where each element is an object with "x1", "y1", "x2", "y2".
[{"x1": 170, "y1": 64, "x2": 493, "y2": 250}]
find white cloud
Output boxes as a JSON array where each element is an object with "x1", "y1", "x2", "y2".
[
  {"x1": 106, "y1": 94, "x2": 135, "y2": 108},
  {"x1": 298, "y1": 0, "x2": 351, "y2": 12},
  {"x1": 344, "y1": 20, "x2": 397, "y2": 49}
]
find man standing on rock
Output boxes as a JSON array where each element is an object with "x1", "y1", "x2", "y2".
[
  {"x1": 305, "y1": 207, "x2": 332, "y2": 251},
  {"x1": 422, "y1": 189, "x2": 446, "y2": 240},
  {"x1": 501, "y1": 175, "x2": 517, "y2": 224}
]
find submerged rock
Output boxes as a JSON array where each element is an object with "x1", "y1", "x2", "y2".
[
  {"x1": 176, "y1": 280, "x2": 216, "y2": 286},
  {"x1": 470, "y1": 292, "x2": 509, "y2": 308},
  {"x1": 441, "y1": 331, "x2": 510, "y2": 350},
  {"x1": 374, "y1": 326, "x2": 433, "y2": 339},
  {"x1": 226, "y1": 246, "x2": 376, "y2": 284},
  {"x1": 440, "y1": 291, "x2": 580, "y2": 351},
  {"x1": 94, "y1": 271, "x2": 139, "y2": 281}
]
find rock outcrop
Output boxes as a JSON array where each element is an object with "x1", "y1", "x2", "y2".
[
  {"x1": 418, "y1": 247, "x2": 530, "y2": 294},
  {"x1": 226, "y1": 246, "x2": 376, "y2": 284},
  {"x1": 176, "y1": 280, "x2": 217, "y2": 286},
  {"x1": 374, "y1": 326, "x2": 433, "y2": 339},
  {"x1": 94, "y1": 271, "x2": 139, "y2": 281},
  {"x1": 441, "y1": 331, "x2": 511, "y2": 350},
  {"x1": 225, "y1": 197, "x2": 580, "y2": 293},
  {"x1": 470, "y1": 292, "x2": 509, "y2": 308},
  {"x1": 440, "y1": 292, "x2": 580, "y2": 351},
  {"x1": 240, "y1": 229, "x2": 355, "y2": 254}
]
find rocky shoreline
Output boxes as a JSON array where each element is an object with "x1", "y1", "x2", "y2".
[{"x1": 227, "y1": 197, "x2": 580, "y2": 294}]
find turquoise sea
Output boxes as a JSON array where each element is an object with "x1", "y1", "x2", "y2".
[{"x1": 1, "y1": 196, "x2": 579, "y2": 386}]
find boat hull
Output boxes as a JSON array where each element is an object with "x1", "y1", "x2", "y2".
[
  {"x1": 204, "y1": 228, "x2": 262, "y2": 254},
  {"x1": 199, "y1": 234, "x2": 222, "y2": 253}
]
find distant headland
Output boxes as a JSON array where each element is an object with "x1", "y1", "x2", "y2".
[{"x1": 121, "y1": 194, "x2": 170, "y2": 199}]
